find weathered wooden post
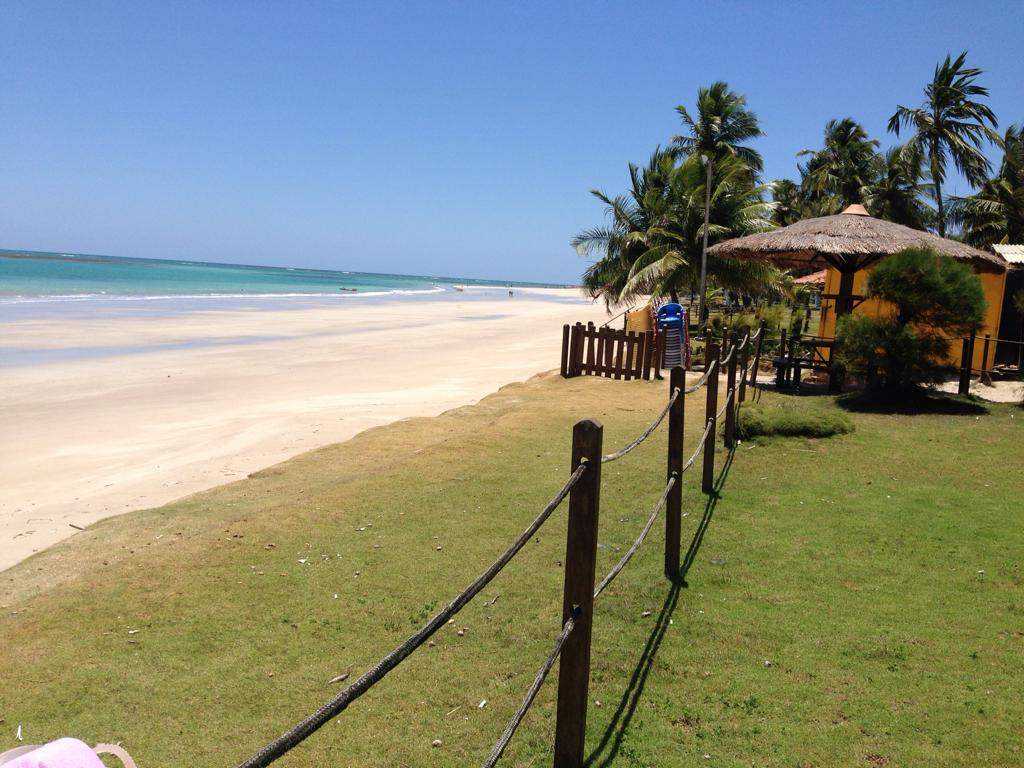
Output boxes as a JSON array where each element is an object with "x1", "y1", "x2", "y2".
[
  {"x1": 553, "y1": 419, "x2": 602, "y2": 768},
  {"x1": 737, "y1": 325, "x2": 751, "y2": 403},
  {"x1": 749, "y1": 320, "x2": 766, "y2": 388},
  {"x1": 565, "y1": 325, "x2": 573, "y2": 380},
  {"x1": 665, "y1": 366, "x2": 685, "y2": 580},
  {"x1": 980, "y1": 334, "x2": 993, "y2": 385},
  {"x1": 702, "y1": 343, "x2": 720, "y2": 494},
  {"x1": 703, "y1": 326, "x2": 712, "y2": 370},
  {"x1": 724, "y1": 340, "x2": 739, "y2": 448}
]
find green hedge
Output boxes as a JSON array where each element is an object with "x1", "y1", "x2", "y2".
[{"x1": 736, "y1": 404, "x2": 853, "y2": 440}]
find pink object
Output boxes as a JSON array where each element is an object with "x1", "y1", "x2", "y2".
[{"x1": 0, "y1": 738, "x2": 105, "y2": 768}]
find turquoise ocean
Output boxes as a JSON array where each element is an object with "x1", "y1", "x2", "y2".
[{"x1": 0, "y1": 249, "x2": 567, "y2": 306}]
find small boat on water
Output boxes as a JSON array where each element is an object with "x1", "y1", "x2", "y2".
[
  {"x1": 339, "y1": 287, "x2": 357, "y2": 293},
  {"x1": 453, "y1": 285, "x2": 465, "y2": 292}
]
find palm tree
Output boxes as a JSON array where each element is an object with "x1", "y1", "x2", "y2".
[
  {"x1": 573, "y1": 148, "x2": 680, "y2": 307},
  {"x1": 574, "y1": 152, "x2": 780, "y2": 309},
  {"x1": 949, "y1": 123, "x2": 1024, "y2": 246},
  {"x1": 615, "y1": 153, "x2": 781, "y2": 304},
  {"x1": 888, "y1": 51, "x2": 1000, "y2": 237},
  {"x1": 672, "y1": 82, "x2": 763, "y2": 324},
  {"x1": 864, "y1": 143, "x2": 935, "y2": 230},
  {"x1": 797, "y1": 118, "x2": 881, "y2": 214},
  {"x1": 771, "y1": 178, "x2": 804, "y2": 226}
]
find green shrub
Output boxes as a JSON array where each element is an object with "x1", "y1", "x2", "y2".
[
  {"x1": 736, "y1": 404, "x2": 853, "y2": 440},
  {"x1": 836, "y1": 247, "x2": 986, "y2": 393}
]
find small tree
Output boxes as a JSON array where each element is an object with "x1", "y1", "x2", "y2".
[{"x1": 837, "y1": 247, "x2": 986, "y2": 393}]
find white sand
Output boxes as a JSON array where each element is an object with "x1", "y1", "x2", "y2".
[
  {"x1": 0, "y1": 288, "x2": 608, "y2": 571},
  {"x1": 934, "y1": 377, "x2": 1024, "y2": 403}
]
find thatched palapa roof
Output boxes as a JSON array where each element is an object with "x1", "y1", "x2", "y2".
[{"x1": 708, "y1": 204, "x2": 1007, "y2": 273}]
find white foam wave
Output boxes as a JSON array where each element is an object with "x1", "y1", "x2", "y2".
[{"x1": 0, "y1": 286, "x2": 447, "y2": 305}]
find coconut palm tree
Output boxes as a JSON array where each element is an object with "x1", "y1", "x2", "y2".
[
  {"x1": 771, "y1": 178, "x2": 804, "y2": 226},
  {"x1": 573, "y1": 148, "x2": 680, "y2": 307},
  {"x1": 864, "y1": 143, "x2": 935, "y2": 230},
  {"x1": 672, "y1": 82, "x2": 763, "y2": 324},
  {"x1": 797, "y1": 118, "x2": 881, "y2": 214},
  {"x1": 574, "y1": 151, "x2": 781, "y2": 309},
  {"x1": 615, "y1": 153, "x2": 782, "y2": 304},
  {"x1": 888, "y1": 51, "x2": 1000, "y2": 237},
  {"x1": 949, "y1": 123, "x2": 1024, "y2": 246}
]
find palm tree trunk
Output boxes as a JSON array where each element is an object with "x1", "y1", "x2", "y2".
[
  {"x1": 697, "y1": 158, "x2": 713, "y2": 325},
  {"x1": 931, "y1": 141, "x2": 945, "y2": 237}
]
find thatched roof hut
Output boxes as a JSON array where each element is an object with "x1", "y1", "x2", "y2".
[
  {"x1": 708, "y1": 204, "x2": 1007, "y2": 314},
  {"x1": 708, "y1": 204, "x2": 1006, "y2": 271},
  {"x1": 793, "y1": 269, "x2": 827, "y2": 286}
]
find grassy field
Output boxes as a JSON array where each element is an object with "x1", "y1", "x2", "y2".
[{"x1": 1, "y1": 372, "x2": 1022, "y2": 767}]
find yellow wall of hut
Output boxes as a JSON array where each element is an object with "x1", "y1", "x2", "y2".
[{"x1": 817, "y1": 264, "x2": 1007, "y2": 371}]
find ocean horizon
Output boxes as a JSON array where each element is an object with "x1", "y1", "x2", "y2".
[{"x1": 0, "y1": 249, "x2": 574, "y2": 305}]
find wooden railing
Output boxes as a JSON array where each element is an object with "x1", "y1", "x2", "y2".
[{"x1": 560, "y1": 322, "x2": 660, "y2": 381}]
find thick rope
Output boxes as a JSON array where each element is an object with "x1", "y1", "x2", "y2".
[
  {"x1": 683, "y1": 420, "x2": 714, "y2": 473},
  {"x1": 685, "y1": 359, "x2": 718, "y2": 394},
  {"x1": 593, "y1": 475, "x2": 676, "y2": 599},
  {"x1": 720, "y1": 344, "x2": 736, "y2": 366},
  {"x1": 715, "y1": 388, "x2": 735, "y2": 421},
  {"x1": 235, "y1": 463, "x2": 588, "y2": 768},
  {"x1": 479, "y1": 613, "x2": 577, "y2": 768},
  {"x1": 602, "y1": 388, "x2": 679, "y2": 463}
]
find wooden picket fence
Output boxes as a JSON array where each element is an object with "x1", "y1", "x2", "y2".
[{"x1": 560, "y1": 322, "x2": 660, "y2": 381}]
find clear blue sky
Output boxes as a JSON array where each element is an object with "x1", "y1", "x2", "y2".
[{"x1": 2, "y1": 1, "x2": 1021, "y2": 283}]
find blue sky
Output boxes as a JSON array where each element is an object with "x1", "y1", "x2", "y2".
[{"x1": 1, "y1": 1, "x2": 1021, "y2": 283}]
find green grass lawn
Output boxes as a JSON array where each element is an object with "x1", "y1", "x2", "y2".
[{"x1": 2, "y1": 373, "x2": 1022, "y2": 767}]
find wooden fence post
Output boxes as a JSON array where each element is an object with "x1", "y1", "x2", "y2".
[
  {"x1": 553, "y1": 419, "x2": 602, "y2": 768},
  {"x1": 665, "y1": 366, "x2": 685, "y2": 580},
  {"x1": 703, "y1": 326, "x2": 712, "y2": 370},
  {"x1": 737, "y1": 325, "x2": 751, "y2": 403},
  {"x1": 724, "y1": 341, "x2": 738, "y2": 448},
  {"x1": 565, "y1": 323, "x2": 573, "y2": 376},
  {"x1": 702, "y1": 343, "x2": 720, "y2": 494},
  {"x1": 749, "y1": 320, "x2": 766, "y2": 387},
  {"x1": 980, "y1": 334, "x2": 992, "y2": 384}
]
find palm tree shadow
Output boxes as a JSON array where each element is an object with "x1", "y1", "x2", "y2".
[{"x1": 583, "y1": 448, "x2": 735, "y2": 768}]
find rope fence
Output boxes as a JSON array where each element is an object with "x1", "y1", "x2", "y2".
[
  {"x1": 235, "y1": 319, "x2": 768, "y2": 768},
  {"x1": 601, "y1": 387, "x2": 679, "y2": 463}
]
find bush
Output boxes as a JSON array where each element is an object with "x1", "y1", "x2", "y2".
[
  {"x1": 836, "y1": 248, "x2": 986, "y2": 393},
  {"x1": 736, "y1": 404, "x2": 853, "y2": 440}
]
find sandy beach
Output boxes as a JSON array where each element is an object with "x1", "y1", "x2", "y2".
[{"x1": 0, "y1": 288, "x2": 606, "y2": 571}]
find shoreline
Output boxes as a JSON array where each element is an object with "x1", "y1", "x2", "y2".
[{"x1": 0, "y1": 287, "x2": 606, "y2": 572}]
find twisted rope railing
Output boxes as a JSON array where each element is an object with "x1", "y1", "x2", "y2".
[
  {"x1": 480, "y1": 611, "x2": 578, "y2": 768},
  {"x1": 236, "y1": 463, "x2": 587, "y2": 768},
  {"x1": 684, "y1": 358, "x2": 718, "y2": 394},
  {"x1": 715, "y1": 388, "x2": 736, "y2": 421},
  {"x1": 594, "y1": 475, "x2": 676, "y2": 599},
  {"x1": 684, "y1": 420, "x2": 714, "y2": 473},
  {"x1": 238, "y1": 323, "x2": 766, "y2": 768},
  {"x1": 601, "y1": 388, "x2": 679, "y2": 463}
]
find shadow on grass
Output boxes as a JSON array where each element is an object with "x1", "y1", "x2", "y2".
[
  {"x1": 584, "y1": 580, "x2": 682, "y2": 768},
  {"x1": 680, "y1": 448, "x2": 734, "y2": 585},
  {"x1": 836, "y1": 389, "x2": 989, "y2": 416},
  {"x1": 583, "y1": 448, "x2": 734, "y2": 768}
]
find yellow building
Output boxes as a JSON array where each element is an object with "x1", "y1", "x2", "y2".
[
  {"x1": 708, "y1": 205, "x2": 1010, "y2": 372},
  {"x1": 818, "y1": 260, "x2": 1007, "y2": 371}
]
